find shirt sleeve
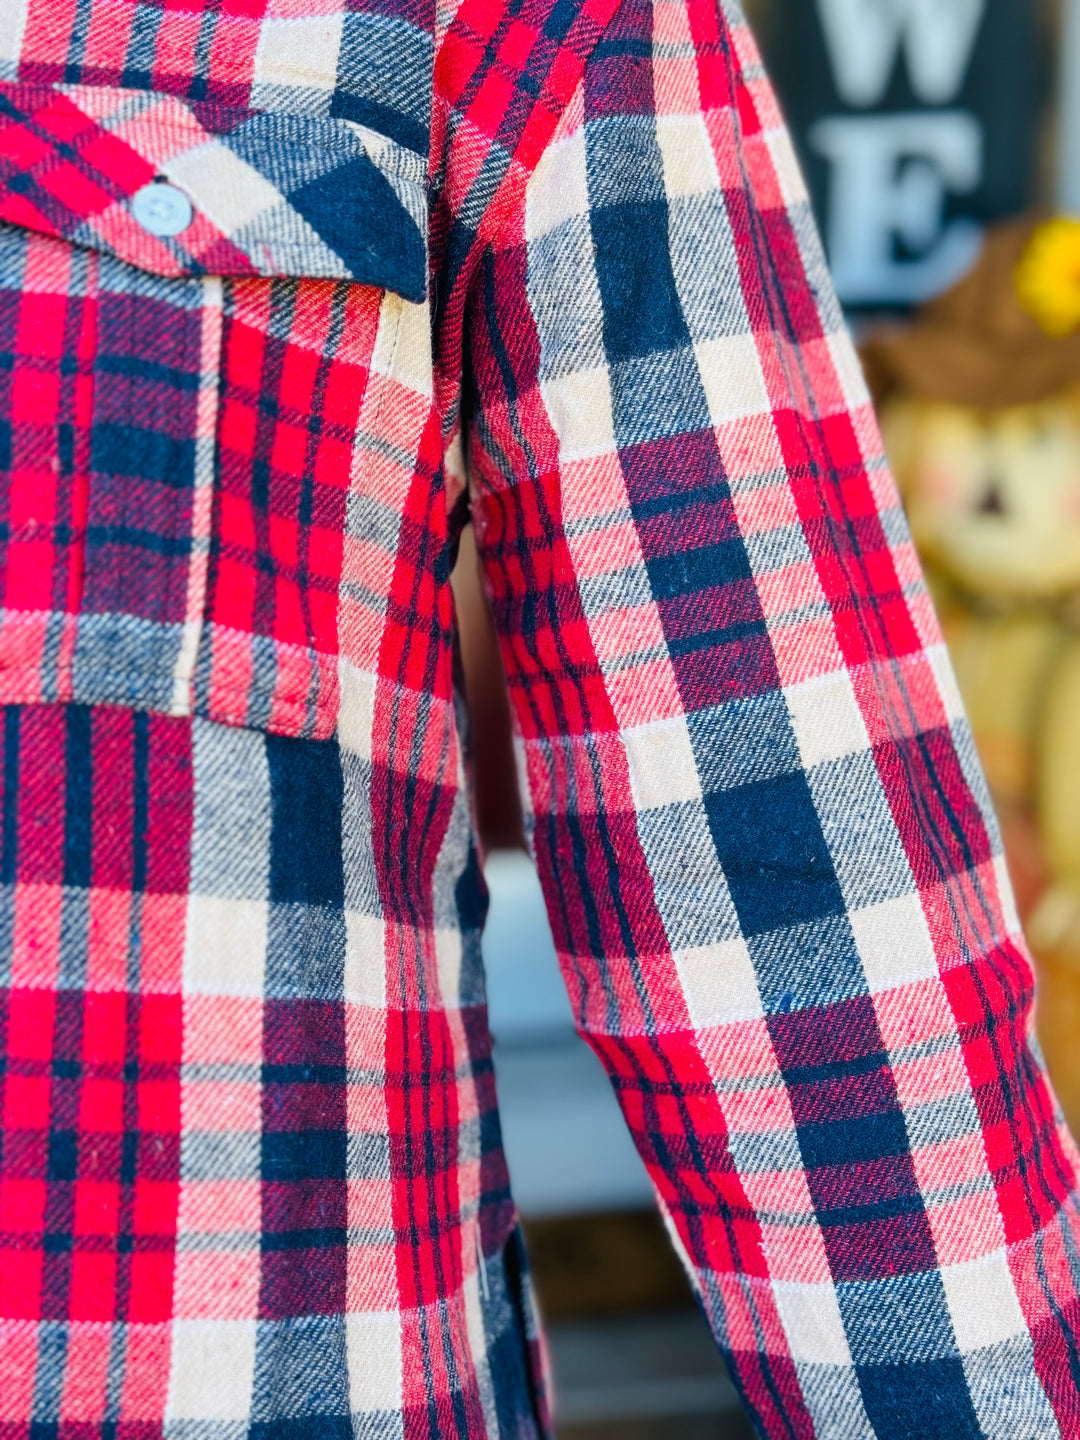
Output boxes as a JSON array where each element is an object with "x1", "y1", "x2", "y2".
[{"x1": 462, "y1": 0, "x2": 1080, "y2": 1434}]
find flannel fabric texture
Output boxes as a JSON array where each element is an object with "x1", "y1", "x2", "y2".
[{"x1": 0, "y1": 0, "x2": 1078, "y2": 1437}]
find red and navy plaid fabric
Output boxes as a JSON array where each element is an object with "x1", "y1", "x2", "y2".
[{"x1": 1, "y1": 0, "x2": 1079, "y2": 1437}]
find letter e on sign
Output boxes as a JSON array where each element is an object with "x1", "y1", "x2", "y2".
[{"x1": 754, "y1": 0, "x2": 1042, "y2": 310}]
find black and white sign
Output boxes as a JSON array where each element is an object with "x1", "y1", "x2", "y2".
[{"x1": 753, "y1": 0, "x2": 1044, "y2": 309}]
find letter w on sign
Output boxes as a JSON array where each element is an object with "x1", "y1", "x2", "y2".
[{"x1": 815, "y1": 0, "x2": 986, "y2": 107}]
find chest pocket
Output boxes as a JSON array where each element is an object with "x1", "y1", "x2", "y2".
[{"x1": 0, "y1": 82, "x2": 427, "y2": 737}]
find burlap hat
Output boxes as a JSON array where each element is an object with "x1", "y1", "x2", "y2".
[{"x1": 860, "y1": 215, "x2": 1080, "y2": 409}]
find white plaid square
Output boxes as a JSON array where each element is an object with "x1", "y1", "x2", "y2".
[
  {"x1": 183, "y1": 895, "x2": 269, "y2": 998},
  {"x1": 927, "y1": 641, "x2": 968, "y2": 725},
  {"x1": 694, "y1": 333, "x2": 771, "y2": 426},
  {"x1": 337, "y1": 665, "x2": 379, "y2": 761},
  {"x1": 940, "y1": 1252, "x2": 1028, "y2": 1353},
  {"x1": 772, "y1": 1281, "x2": 852, "y2": 1367},
  {"x1": 541, "y1": 365, "x2": 616, "y2": 459},
  {"x1": 251, "y1": 14, "x2": 346, "y2": 112},
  {"x1": 345, "y1": 1311, "x2": 404, "y2": 1415},
  {"x1": 674, "y1": 936, "x2": 762, "y2": 1028},
  {"x1": 849, "y1": 892, "x2": 938, "y2": 994},
  {"x1": 622, "y1": 714, "x2": 702, "y2": 810},
  {"x1": 345, "y1": 911, "x2": 387, "y2": 1006},
  {"x1": 656, "y1": 112, "x2": 719, "y2": 197},
  {"x1": 526, "y1": 125, "x2": 589, "y2": 240},
  {"x1": 784, "y1": 669, "x2": 870, "y2": 770},
  {"x1": 166, "y1": 1320, "x2": 258, "y2": 1422}
]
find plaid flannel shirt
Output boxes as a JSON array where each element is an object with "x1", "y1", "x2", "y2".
[{"x1": 1, "y1": 0, "x2": 1079, "y2": 1436}]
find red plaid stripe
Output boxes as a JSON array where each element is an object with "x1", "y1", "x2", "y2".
[
  {"x1": 0, "y1": 707, "x2": 190, "y2": 1331},
  {"x1": 0, "y1": 233, "x2": 94, "y2": 697}
]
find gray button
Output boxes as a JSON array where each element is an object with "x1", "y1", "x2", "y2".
[{"x1": 131, "y1": 182, "x2": 193, "y2": 238}]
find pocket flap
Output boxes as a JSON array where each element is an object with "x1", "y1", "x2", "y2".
[{"x1": 0, "y1": 82, "x2": 428, "y2": 301}]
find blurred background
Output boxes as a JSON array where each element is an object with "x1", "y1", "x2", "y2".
[{"x1": 455, "y1": 2, "x2": 1080, "y2": 1434}]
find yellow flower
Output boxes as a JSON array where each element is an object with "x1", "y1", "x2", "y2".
[{"x1": 1016, "y1": 217, "x2": 1080, "y2": 338}]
